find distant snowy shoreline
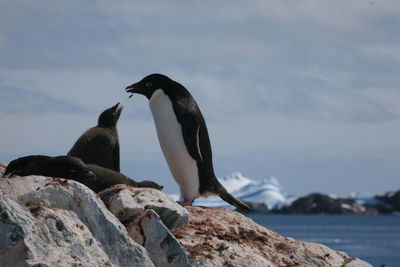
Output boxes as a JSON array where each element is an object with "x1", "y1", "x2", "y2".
[{"x1": 170, "y1": 172, "x2": 400, "y2": 214}]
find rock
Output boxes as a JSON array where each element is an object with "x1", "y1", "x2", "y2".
[
  {"x1": 172, "y1": 206, "x2": 361, "y2": 267},
  {"x1": 0, "y1": 163, "x2": 6, "y2": 176},
  {"x1": 0, "y1": 164, "x2": 374, "y2": 267},
  {"x1": 99, "y1": 184, "x2": 188, "y2": 230},
  {"x1": 140, "y1": 209, "x2": 190, "y2": 267},
  {"x1": 282, "y1": 193, "x2": 368, "y2": 214},
  {"x1": 344, "y1": 258, "x2": 373, "y2": 267},
  {"x1": 0, "y1": 193, "x2": 112, "y2": 267},
  {"x1": 0, "y1": 171, "x2": 154, "y2": 267},
  {"x1": 377, "y1": 190, "x2": 400, "y2": 212}
]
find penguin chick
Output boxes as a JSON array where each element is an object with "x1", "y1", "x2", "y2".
[{"x1": 68, "y1": 103, "x2": 122, "y2": 171}]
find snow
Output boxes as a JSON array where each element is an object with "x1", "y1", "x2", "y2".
[
  {"x1": 349, "y1": 192, "x2": 380, "y2": 206},
  {"x1": 170, "y1": 172, "x2": 289, "y2": 210}
]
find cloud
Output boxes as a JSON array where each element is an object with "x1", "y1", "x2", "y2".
[
  {"x1": 0, "y1": 112, "x2": 94, "y2": 156},
  {"x1": 1, "y1": 0, "x2": 400, "y2": 195},
  {"x1": 361, "y1": 44, "x2": 400, "y2": 62},
  {"x1": 208, "y1": 113, "x2": 400, "y2": 159},
  {"x1": 0, "y1": 33, "x2": 6, "y2": 48},
  {"x1": 254, "y1": 0, "x2": 400, "y2": 29},
  {"x1": 0, "y1": 69, "x2": 131, "y2": 111},
  {"x1": 0, "y1": 85, "x2": 88, "y2": 115}
]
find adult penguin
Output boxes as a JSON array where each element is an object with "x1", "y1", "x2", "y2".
[
  {"x1": 126, "y1": 74, "x2": 250, "y2": 210},
  {"x1": 68, "y1": 103, "x2": 122, "y2": 171}
]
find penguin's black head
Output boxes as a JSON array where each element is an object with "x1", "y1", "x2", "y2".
[
  {"x1": 98, "y1": 102, "x2": 123, "y2": 127},
  {"x1": 125, "y1": 73, "x2": 171, "y2": 99}
]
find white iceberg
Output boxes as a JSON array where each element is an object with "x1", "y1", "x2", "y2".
[{"x1": 170, "y1": 172, "x2": 289, "y2": 210}]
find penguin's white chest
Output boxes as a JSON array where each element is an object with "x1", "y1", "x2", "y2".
[{"x1": 149, "y1": 89, "x2": 199, "y2": 201}]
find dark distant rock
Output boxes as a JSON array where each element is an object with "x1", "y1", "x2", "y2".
[
  {"x1": 377, "y1": 190, "x2": 400, "y2": 212},
  {"x1": 281, "y1": 193, "x2": 369, "y2": 214}
]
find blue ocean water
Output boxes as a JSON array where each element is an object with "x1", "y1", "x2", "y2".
[{"x1": 246, "y1": 214, "x2": 400, "y2": 267}]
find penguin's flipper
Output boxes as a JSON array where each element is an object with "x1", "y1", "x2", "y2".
[
  {"x1": 217, "y1": 187, "x2": 251, "y2": 211},
  {"x1": 180, "y1": 113, "x2": 203, "y2": 163}
]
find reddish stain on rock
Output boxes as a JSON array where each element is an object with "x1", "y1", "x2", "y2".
[{"x1": 172, "y1": 206, "x2": 350, "y2": 267}]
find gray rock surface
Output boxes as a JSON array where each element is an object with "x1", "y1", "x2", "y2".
[
  {"x1": 140, "y1": 209, "x2": 190, "y2": 267},
  {"x1": 0, "y1": 193, "x2": 112, "y2": 267},
  {"x1": 99, "y1": 184, "x2": 188, "y2": 229},
  {"x1": 0, "y1": 171, "x2": 154, "y2": 267},
  {"x1": 344, "y1": 258, "x2": 374, "y2": 267}
]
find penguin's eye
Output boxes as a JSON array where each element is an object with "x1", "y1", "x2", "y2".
[{"x1": 145, "y1": 82, "x2": 152, "y2": 88}]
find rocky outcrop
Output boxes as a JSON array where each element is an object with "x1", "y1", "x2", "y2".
[
  {"x1": 0, "y1": 194, "x2": 113, "y2": 267},
  {"x1": 99, "y1": 184, "x2": 191, "y2": 266},
  {"x1": 172, "y1": 206, "x2": 371, "y2": 267},
  {"x1": 244, "y1": 192, "x2": 396, "y2": 214},
  {"x1": 98, "y1": 184, "x2": 188, "y2": 230},
  {"x1": 377, "y1": 190, "x2": 400, "y2": 212},
  {"x1": 0, "y1": 164, "x2": 372, "y2": 267},
  {"x1": 281, "y1": 193, "x2": 368, "y2": 214},
  {"x1": 0, "y1": 174, "x2": 154, "y2": 267},
  {"x1": 139, "y1": 209, "x2": 190, "y2": 267}
]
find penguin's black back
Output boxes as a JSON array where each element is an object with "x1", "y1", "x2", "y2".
[
  {"x1": 5, "y1": 155, "x2": 51, "y2": 176},
  {"x1": 5, "y1": 155, "x2": 95, "y2": 182},
  {"x1": 68, "y1": 105, "x2": 120, "y2": 171},
  {"x1": 161, "y1": 78, "x2": 219, "y2": 195},
  {"x1": 68, "y1": 127, "x2": 119, "y2": 171}
]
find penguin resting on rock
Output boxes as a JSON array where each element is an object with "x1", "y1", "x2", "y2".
[
  {"x1": 4, "y1": 155, "x2": 96, "y2": 182},
  {"x1": 85, "y1": 164, "x2": 164, "y2": 193},
  {"x1": 4, "y1": 155, "x2": 163, "y2": 193},
  {"x1": 126, "y1": 73, "x2": 250, "y2": 211}
]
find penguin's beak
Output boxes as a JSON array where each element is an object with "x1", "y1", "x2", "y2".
[
  {"x1": 126, "y1": 82, "x2": 151, "y2": 99},
  {"x1": 113, "y1": 102, "x2": 123, "y2": 116},
  {"x1": 125, "y1": 83, "x2": 137, "y2": 93},
  {"x1": 125, "y1": 82, "x2": 146, "y2": 95}
]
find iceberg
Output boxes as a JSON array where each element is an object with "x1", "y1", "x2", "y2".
[{"x1": 170, "y1": 172, "x2": 288, "y2": 210}]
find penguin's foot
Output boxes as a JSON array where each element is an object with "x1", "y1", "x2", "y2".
[{"x1": 177, "y1": 200, "x2": 193, "y2": 207}]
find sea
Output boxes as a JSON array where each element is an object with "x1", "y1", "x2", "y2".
[{"x1": 245, "y1": 214, "x2": 400, "y2": 267}]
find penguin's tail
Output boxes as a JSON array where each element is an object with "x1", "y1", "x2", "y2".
[{"x1": 216, "y1": 186, "x2": 251, "y2": 211}]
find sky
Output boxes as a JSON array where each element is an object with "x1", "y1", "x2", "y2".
[{"x1": 0, "y1": 0, "x2": 399, "y2": 197}]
